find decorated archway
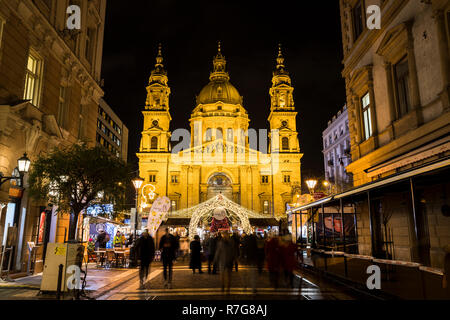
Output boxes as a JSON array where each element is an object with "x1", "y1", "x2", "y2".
[{"x1": 166, "y1": 194, "x2": 275, "y2": 239}]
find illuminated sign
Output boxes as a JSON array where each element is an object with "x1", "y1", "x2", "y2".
[{"x1": 141, "y1": 184, "x2": 156, "y2": 209}]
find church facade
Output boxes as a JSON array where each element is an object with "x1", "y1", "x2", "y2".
[{"x1": 137, "y1": 44, "x2": 303, "y2": 218}]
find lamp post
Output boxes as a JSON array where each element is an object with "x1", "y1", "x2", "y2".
[
  {"x1": 323, "y1": 180, "x2": 332, "y2": 195},
  {"x1": 132, "y1": 176, "x2": 144, "y2": 239},
  {"x1": 0, "y1": 153, "x2": 31, "y2": 187},
  {"x1": 305, "y1": 179, "x2": 317, "y2": 195},
  {"x1": 0, "y1": 153, "x2": 30, "y2": 279}
]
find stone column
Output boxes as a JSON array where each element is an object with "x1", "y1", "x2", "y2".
[
  {"x1": 352, "y1": 95, "x2": 363, "y2": 143},
  {"x1": 368, "y1": 81, "x2": 378, "y2": 141},
  {"x1": 434, "y1": 9, "x2": 450, "y2": 111},
  {"x1": 406, "y1": 21, "x2": 424, "y2": 124}
]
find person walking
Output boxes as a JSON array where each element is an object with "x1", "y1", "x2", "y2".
[
  {"x1": 242, "y1": 232, "x2": 258, "y2": 293},
  {"x1": 231, "y1": 231, "x2": 241, "y2": 272},
  {"x1": 208, "y1": 233, "x2": 220, "y2": 274},
  {"x1": 190, "y1": 235, "x2": 203, "y2": 274},
  {"x1": 159, "y1": 228, "x2": 179, "y2": 288},
  {"x1": 135, "y1": 229, "x2": 155, "y2": 289},
  {"x1": 214, "y1": 231, "x2": 235, "y2": 294},
  {"x1": 265, "y1": 234, "x2": 282, "y2": 289},
  {"x1": 280, "y1": 234, "x2": 297, "y2": 288},
  {"x1": 256, "y1": 233, "x2": 266, "y2": 275}
]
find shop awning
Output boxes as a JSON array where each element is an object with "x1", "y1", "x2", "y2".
[{"x1": 287, "y1": 157, "x2": 450, "y2": 213}]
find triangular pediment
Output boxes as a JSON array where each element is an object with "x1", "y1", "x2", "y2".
[{"x1": 179, "y1": 138, "x2": 263, "y2": 156}]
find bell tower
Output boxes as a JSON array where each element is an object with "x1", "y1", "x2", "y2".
[
  {"x1": 140, "y1": 44, "x2": 172, "y2": 152},
  {"x1": 268, "y1": 44, "x2": 299, "y2": 153}
]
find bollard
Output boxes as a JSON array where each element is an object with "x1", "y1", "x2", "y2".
[{"x1": 56, "y1": 264, "x2": 63, "y2": 300}]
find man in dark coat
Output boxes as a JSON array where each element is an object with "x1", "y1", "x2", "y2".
[
  {"x1": 189, "y1": 235, "x2": 203, "y2": 274},
  {"x1": 135, "y1": 229, "x2": 155, "y2": 289},
  {"x1": 208, "y1": 233, "x2": 220, "y2": 274},
  {"x1": 159, "y1": 228, "x2": 179, "y2": 288},
  {"x1": 242, "y1": 233, "x2": 258, "y2": 292},
  {"x1": 231, "y1": 231, "x2": 241, "y2": 272}
]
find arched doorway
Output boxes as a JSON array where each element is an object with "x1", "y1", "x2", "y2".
[{"x1": 206, "y1": 173, "x2": 232, "y2": 200}]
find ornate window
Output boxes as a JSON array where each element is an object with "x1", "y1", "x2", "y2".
[
  {"x1": 261, "y1": 175, "x2": 269, "y2": 184},
  {"x1": 283, "y1": 175, "x2": 291, "y2": 183},
  {"x1": 394, "y1": 57, "x2": 412, "y2": 118},
  {"x1": 205, "y1": 128, "x2": 212, "y2": 141},
  {"x1": 151, "y1": 136, "x2": 158, "y2": 150},
  {"x1": 352, "y1": 0, "x2": 364, "y2": 41},
  {"x1": 227, "y1": 128, "x2": 233, "y2": 142},
  {"x1": 149, "y1": 175, "x2": 156, "y2": 183},
  {"x1": 361, "y1": 92, "x2": 373, "y2": 141},
  {"x1": 24, "y1": 51, "x2": 43, "y2": 107},
  {"x1": 170, "y1": 200, "x2": 177, "y2": 212},
  {"x1": 216, "y1": 128, "x2": 223, "y2": 140},
  {"x1": 263, "y1": 200, "x2": 270, "y2": 214},
  {"x1": 281, "y1": 137, "x2": 289, "y2": 151},
  {"x1": 171, "y1": 175, "x2": 179, "y2": 183}
]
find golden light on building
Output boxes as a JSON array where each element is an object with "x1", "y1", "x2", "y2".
[{"x1": 137, "y1": 43, "x2": 303, "y2": 216}]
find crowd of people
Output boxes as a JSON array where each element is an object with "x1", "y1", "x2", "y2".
[
  {"x1": 132, "y1": 228, "x2": 298, "y2": 293},
  {"x1": 197, "y1": 230, "x2": 298, "y2": 293},
  {"x1": 94, "y1": 230, "x2": 134, "y2": 249}
]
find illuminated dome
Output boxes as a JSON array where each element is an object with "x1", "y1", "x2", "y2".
[
  {"x1": 197, "y1": 80, "x2": 242, "y2": 105},
  {"x1": 196, "y1": 42, "x2": 242, "y2": 106}
]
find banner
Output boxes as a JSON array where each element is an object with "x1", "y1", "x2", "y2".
[
  {"x1": 38, "y1": 211, "x2": 46, "y2": 243},
  {"x1": 147, "y1": 196, "x2": 171, "y2": 237}
]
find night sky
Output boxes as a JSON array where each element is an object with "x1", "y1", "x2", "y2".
[{"x1": 101, "y1": 1, "x2": 346, "y2": 180}]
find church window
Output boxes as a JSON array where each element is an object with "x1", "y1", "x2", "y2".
[
  {"x1": 170, "y1": 200, "x2": 177, "y2": 212},
  {"x1": 261, "y1": 175, "x2": 269, "y2": 184},
  {"x1": 205, "y1": 128, "x2": 212, "y2": 141},
  {"x1": 227, "y1": 128, "x2": 233, "y2": 142},
  {"x1": 151, "y1": 136, "x2": 158, "y2": 150},
  {"x1": 216, "y1": 128, "x2": 223, "y2": 139},
  {"x1": 282, "y1": 137, "x2": 289, "y2": 151},
  {"x1": 263, "y1": 200, "x2": 270, "y2": 214}
]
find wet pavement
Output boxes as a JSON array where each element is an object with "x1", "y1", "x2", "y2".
[
  {"x1": 96, "y1": 261, "x2": 361, "y2": 300},
  {"x1": 0, "y1": 261, "x2": 368, "y2": 300}
]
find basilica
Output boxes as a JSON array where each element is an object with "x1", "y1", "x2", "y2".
[{"x1": 137, "y1": 43, "x2": 303, "y2": 218}]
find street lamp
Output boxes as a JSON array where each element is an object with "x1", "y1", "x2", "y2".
[
  {"x1": 132, "y1": 176, "x2": 144, "y2": 238},
  {"x1": 0, "y1": 153, "x2": 31, "y2": 187},
  {"x1": 305, "y1": 179, "x2": 317, "y2": 195}
]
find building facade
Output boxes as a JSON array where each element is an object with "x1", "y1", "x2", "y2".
[
  {"x1": 322, "y1": 105, "x2": 352, "y2": 193},
  {"x1": 137, "y1": 44, "x2": 303, "y2": 219},
  {"x1": 0, "y1": 0, "x2": 107, "y2": 272},
  {"x1": 338, "y1": 0, "x2": 450, "y2": 266},
  {"x1": 96, "y1": 98, "x2": 129, "y2": 163}
]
